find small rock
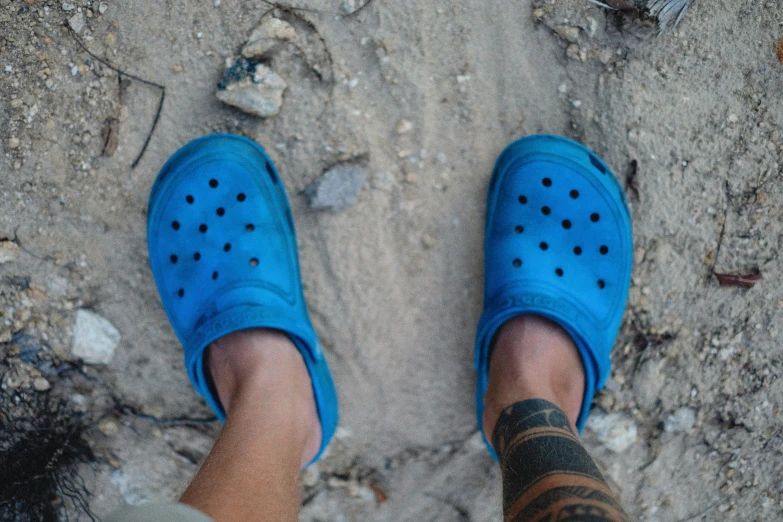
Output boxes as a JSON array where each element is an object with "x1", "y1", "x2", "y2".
[
  {"x1": 599, "y1": 48, "x2": 615, "y2": 65},
  {"x1": 728, "y1": 113, "x2": 738, "y2": 124},
  {"x1": 98, "y1": 418, "x2": 120, "y2": 436},
  {"x1": 304, "y1": 165, "x2": 366, "y2": 211},
  {"x1": 216, "y1": 59, "x2": 287, "y2": 118},
  {"x1": 241, "y1": 17, "x2": 299, "y2": 59},
  {"x1": 396, "y1": 118, "x2": 413, "y2": 134},
  {"x1": 71, "y1": 309, "x2": 121, "y2": 365},
  {"x1": 33, "y1": 377, "x2": 51, "y2": 392},
  {"x1": 0, "y1": 240, "x2": 20, "y2": 264},
  {"x1": 566, "y1": 44, "x2": 581, "y2": 61},
  {"x1": 586, "y1": 410, "x2": 637, "y2": 453},
  {"x1": 584, "y1": 17, "x2": 599, "y2": 38},
  {"x1": 8, "y1": 136, "x2": 20, "y2": 149},
  {"x1": 633, "y1": 359, "x2": 663, "y2": 410},
  {"x1": 98, "y1": 2, "x2": 108, "y2": 14},
  {"x1": 302, "y1": 464, "x2": 320, "y2": 487},
  {"x1": 68, "y1": 12, "x2": 85, "y2": 33},
  {"x1": 62, "y1": 2, "x2": 75, "y2": 10},
  {"x1": 664, "y1": 407, "x2": 696, "y2": 433},
  {"x1": 554, "y1": 25, "x2": 580, "y2": 43}
]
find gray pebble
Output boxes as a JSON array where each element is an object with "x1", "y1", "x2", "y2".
[
  {"x1": 663, "y1": 407, "x2": 696, "y2": 433},
  {"x1": 68, "y1": 12, "x2": 85, "y2": 33},
  {"x1": 304, "y1": 165, "x2": 366, "y2": 211}
]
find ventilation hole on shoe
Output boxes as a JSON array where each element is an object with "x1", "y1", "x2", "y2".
[
  {"x1": 540, "y1": 242, "x2": 548, "y2": 251},
  {"x1": 170, "y1": 254, "x2": 178, "y2": 263},
  {"x1": 591, "y1": 213, "x2": 600, "y2": 222},
  {"x1": 223, "y1": 243, "x2": 231, "y2": 252},
  {"x1": 518, "y1": 195, "x2": 528, "y2": 204},
  {"x1": 186, "y1": 195, "x2": 194, "y2": 204},
  {"x1": 598, "y1": 279, "x2": 606, "y2": 289},
  {"x1": 512, "y1": 258, "x2": 522, "y2": 268},
  {"x1": 246, "y1": 224, "x2": 255, "y2": 232},
  {"x1": 570, "y1": 189, "x2": 579, "y2": 199},
  {"x1": 562, "y1": 220, "x2": 571, "y2": 229},
  {"x1": 574, "y1": 246, "x2": 583, "y2": 255},
  {"x1": 249, "y1": 257, "x2": 259, "y2": 267},
  {"x1": 212, "y1": 271, "x2": 219, "y2": 280},
  {"x1": 178, "y1": 288, "x2": 185, "y2": 297},
  {"x1": 266, "y1": 163, "x2": 278, "y2": 184},
  {"x1": 209, "y1": 179, "x2": 218, "y2": 188},
  {"x1": 216, "y1": 207, "x2": 225, "y2": 217},
  {"x1": 590, "y1": 155, "x2": 607, "y2": 174},
  {"x1": 172, "y1": 221, "x2": 180, "y2": 230},
  {"x1": 514, "y1": 225, "x2": 524, "y2": 234},
  {"x1": 237, "y1": 193, "x2": 246, "y2": 202},
  {"x1": 555, "y1": 268, "x2": 564, "y2": 277},
  {"x1": 542, "y1": 206, "x2": 551, "y2": 215},
  {"x1": 194, "y1": 252, "x2": 201, "y2": 261},
  {"x1": 600, "y1": 245, "x2": 609, "y2": 255},
  {"x1": 542, "y1": 177, "x2": 552, "y2": 187},
  {"x1": 199, "y1": 224, "x2": 207, "y2": 233}
]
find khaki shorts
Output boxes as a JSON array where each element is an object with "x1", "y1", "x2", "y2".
[{"x1": 106, "y1": 503, "x2": 213, "y2": 522}]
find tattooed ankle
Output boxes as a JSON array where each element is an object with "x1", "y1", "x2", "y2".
[{"x1": 493, "y1": 399, "x2": 629, "y2": 522}]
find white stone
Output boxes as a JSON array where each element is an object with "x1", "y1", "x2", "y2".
[
  {"x1": 664, "y1": 407, "x2": 697, "y2": 433},
  {"x1": 216, "y1": 63, "x2": 287, "y2": 117},
  {"x1": 33, "y1": 377, "x2": 51, "y2": 392},
  {"x1": 72, "y1": 309, "x2": 121, "y2": 364},
  {"x1": 98, "y1": 3, "x2": 108, "y2": 14},
  {"x1": 586, "y1": 411, "x2": 637, "y2": 453},
  {"x1": 396, "y1": 118, "x2": 413, "y2": 134},
  {"x1": 68, "y1": 12, "x2": 85, "y2": 33}
]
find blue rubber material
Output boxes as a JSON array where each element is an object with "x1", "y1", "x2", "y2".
[
  {"x1": 147, "y1": 134, "x2": 339, "y2": 466},
  {"x1": 475, "y1": 135, "x2": 633, "y2": 460}
]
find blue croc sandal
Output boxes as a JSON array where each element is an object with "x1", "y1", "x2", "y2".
[
  {"x1": 475, "y1": 135, "x2": 633, "y2": 459},
  {"x1": 147, "y1": 134, "x2": 338, "y2": 465}
]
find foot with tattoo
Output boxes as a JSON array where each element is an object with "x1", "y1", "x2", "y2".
[
  {"x1": 475, "y1": 136, "x2": 634, "y2": 521},
  {"x1": 484, "y1": 316, "x2": 629, "y2": 522}
]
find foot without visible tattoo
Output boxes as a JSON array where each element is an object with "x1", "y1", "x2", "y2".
[{"x1": 493, "y1": 399, "x2": 630, "y2": 522}]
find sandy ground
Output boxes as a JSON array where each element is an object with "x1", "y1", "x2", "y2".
[{"x1": 1, "y1": 0, "x2": 783, "y2": 520}]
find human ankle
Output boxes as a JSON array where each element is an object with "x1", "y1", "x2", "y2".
[
  {"x1": 207, "y1": 328, "x2": 322, "y2": 465},
  {"x1": 482, "y1": 315, "x2": 585, "y2": 440}
]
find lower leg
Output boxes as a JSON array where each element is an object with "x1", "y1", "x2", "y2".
[
  {"x1": 179, "y1": 329, "x2": 321, "y2": 522},
  {"x1": 483, "y1": 315, "x2": 628, "y2": 522}
]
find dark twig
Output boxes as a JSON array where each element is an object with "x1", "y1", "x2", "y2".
[
  {"x1": 677, "y1": 500, "x2": 720, "y2": 522},
  {"x1": 707, "y1": 179, "x2": 730, "y2": 283},
  {"x1": 260, "y1": 0, "x2": 326, "y2": 14},
  {"x1": 112, "y1": 399, "x2": 217, "y2": 426},
  {"x1": 66, "y1": 25, "x2": 165, "y2": 169}
]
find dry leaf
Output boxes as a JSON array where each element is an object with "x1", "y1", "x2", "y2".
[
  {"x1": 715, "y1": 272, "x2": 761, "y2": 288},
  {"x1": 777, "y1": 37, "x2": 783, "y2": 64},
  {"x1": 369, "y1": 483, "x2": 388, "y2": 503},
  {"x1": 102, "y1": 118, "x2": 119, "y2": 157}
]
